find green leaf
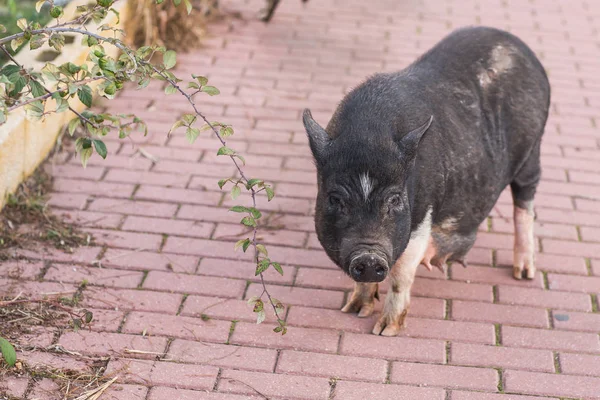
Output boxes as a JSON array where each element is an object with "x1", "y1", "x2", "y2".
[
  {"x1": 84, "y1": 311, "x2": 94, "y2": 323},
  {"x1": 174, "y1": 0, "x2": 182, "y2": 5},
  {"x1": 168, "y1": 119, "x2": 184, "y2": 136},
  {"x1": 185, "y1": 127, "x2": 200, "y2": 144},
  {"x1": 256, "y1": 310, "x2": 266, "y2": 324},
  {"x1": 163, "y1": 50, "x2": 177, "y2": 70},
  {"x1": 247, "y1": 179, "x2": 263, "y2": 188},
  {"x1": 0, "y1": 337, "x2": 16, "y2": 367},
  {"x1": 235, "y1": 154, "x2": 246, "y2": 165},
  {"x1": 246, "y1": 296, "x2": 260, "y2": 305},
  {"x1": 241, "y1": 216, "x2": 256, "y2": 228},
  {"x1": 9, "y1": 75, "x2": 27, "y2": 98},
  {"x1": 265, "y1": 186, "x2": 275, "y2": 201},
  {"x1": 60, "y1": 62, "x2": 82, "y2": 76},
  {"x1": 93, "y1": 139, "x2": 107, "y2": 159},
  {"x1": 17, "y1": 18, "x2": 28, "y2": 31},
  {"x1": 242, "y1": 239, "x2": 251, "y2": 252},
  {"x1": 253, "y1": 300, "x2": 264, "y2": 315},
  {"x1": 72, "y1": 318, "x2": 82, "y2": 331},
  {"x1": 231, "y1": 185, "x2": 241, "y2": 200},
  {"x1": 41, "y1": 62, "x2": 60, "y2": 82},
  {"x1": 272, "y1": 262, "x2": 284, "y2": 276},
  {"x1": 48, "y1": 33, "x2": 65, "y2": 51},
  {"x1": 249, "y1": 208, "x2": 262, "y2": 219},
  {"x1": 256, "y1": 244, "x2": 268, "y2": 256},
  {"x1": 217, "y1": 179, "x2": 228, "y2": 189},
  {"x1": 137, "y1": 77, "x2": 150, "y2": 89},
  {"x1": 192, "y1": 74, "x2": 208, "y2": 86},
  {"x1": 201, "y1": 85, "x2": 220, "y2": 96},
  {"x1": 30, "y1": 34, "x2": 45, "y2": 50},
  {"x1": 164, "y1": 84, "x2": 178, "y2": 95},
  {"x1": 220, "y1": 126, "x2": 234, "y2": 137},
  {"x1": 217, "y1": 146, "x2": 235, "y2": 156},
  {"x1": 255, "y1": 259, "x2": 270, "y2": 275},
  {"x1": 68, "y1": 118, "x2": 81, "y2": 136},
  {"x1": 77, "y1": 85, "x2": 93, "y2": 107},
  {"x1": 29, "y1": 80, "x2": 46, "y2": 97},
  {"x1": 235, "y1": 238, "x2": 250, "y2": 252},
  {"x1": 0, "y1": 110, "x2": 6, "y2": 124},
  {"x1": 55, "y1": 98, "x2": 69, "y2": 113},
  {"x1": 181, "y1": 114, "x2": 196, "y2": 125},
  {"x1": 230, "y1": 206, "x2": 250, "y2": 213},
  {"x1": 183, "y1": 0, "x2": 193, "y2": 14},
  {"x1": 80, "y1": 146, "x2": 93, "y2": 168},
  {"x1": 1, "y1": 64, "x2": 20, "y2": 77},
  {"x1": 187, "y1": 81, "x2": 200, "y2": 89},
  {"x1": 24, "y1": 101, "x2": 45, "y2": 121},
  {"x1": 11, "y1": 36, "x2": 27, "y2": 52},
  {"x1": 36, "y1": 0, "x2": 46, "y2": 12},
  {"x1": 271, "y1": 297, "x2": 284, "y2": 310}
]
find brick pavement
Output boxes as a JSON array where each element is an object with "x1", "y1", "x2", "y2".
[{"x1": 2, "y1": 0, "x2": 600, "y2": 398}]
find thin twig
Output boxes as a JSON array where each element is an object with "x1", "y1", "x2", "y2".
[{"x1": 145, "y1": 62, "x2": 284, "y2": 323}]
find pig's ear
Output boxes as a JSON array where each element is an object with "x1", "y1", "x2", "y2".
[
  {"x1": 303, "y1": 108, "x2": 330, "y2": 162},
  {"x1": 397, "y1": 115, "x2": 433, "y2": 160}
]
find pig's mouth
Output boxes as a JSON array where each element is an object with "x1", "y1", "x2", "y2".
[{"x1": 347, "y1": 250, "x2": 389, "y2": 283}]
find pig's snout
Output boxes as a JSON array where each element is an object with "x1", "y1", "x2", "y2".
[{"x1": 349, "y1": 253, "x2": 389, "y2": 282}]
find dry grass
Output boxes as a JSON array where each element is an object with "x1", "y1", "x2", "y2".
[
  {"x1": 0, "y1": 146, "x2": 92, "y2": 261},
  {"x1": 124, "y1": 0, "x2": 220, "y2": 50},
  {"x1": 0, "y1": 292, "x2": 106, "y2": 400}
]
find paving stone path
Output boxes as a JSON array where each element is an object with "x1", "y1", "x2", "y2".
[{"x1": 2, "y1": 0, "x2": 600, "y2": 398}]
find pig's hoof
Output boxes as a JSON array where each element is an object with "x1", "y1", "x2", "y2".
[
  {"x1": 513, "y1": 264, "x2": 536, "y2": 280},
  {"x1": 341, "y1": 299, "x2": 374, "y2": 318},
  {"x1": 371, "y1": 313, "x2": 407, "y2": 336}
]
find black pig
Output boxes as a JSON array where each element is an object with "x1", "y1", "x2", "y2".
[{"x1": 303, "y1": 26, "x2": 550, "y2": 336}]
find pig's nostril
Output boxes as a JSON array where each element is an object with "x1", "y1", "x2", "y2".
[{"x1": 375, "y1": 265, "x2": 387, "y2": 277}]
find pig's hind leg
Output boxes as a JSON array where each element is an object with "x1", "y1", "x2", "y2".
[
  {"x1": 341, "y1": 283, "x2": 379, "y2": 317},
  {"x1": 510, "y1": 144, "x2": 541, "y2": 280}
]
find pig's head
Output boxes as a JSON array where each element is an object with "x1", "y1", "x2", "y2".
[{"x1": 303, "y1": 109, "x2": 433, "y2": 283}]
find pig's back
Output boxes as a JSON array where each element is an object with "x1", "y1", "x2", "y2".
[{"x1": 407, "y1": 26, "x2": 550, "y2": 233}]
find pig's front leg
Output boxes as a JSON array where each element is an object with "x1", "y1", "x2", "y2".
[
  {"x1": 341, "y1": 282, "x2": 379, "y2": 317},
  {"x1": 513, "y1": 202, "x2": 536, "y2": 280},
  {"x1": 372, "y1": 228, "x2": 431, "y2": 336}
]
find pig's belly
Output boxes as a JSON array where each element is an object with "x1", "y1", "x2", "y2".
[{"x1": 421, "y1": 223, "x2": 478, "y2": 271}]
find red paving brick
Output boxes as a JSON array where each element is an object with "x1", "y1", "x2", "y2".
[
  {"x1": 277, "y1": 350, "x2": 387, "y2": 382},
  {"x1": 4, "y1": 0, "x2": 600, "y2": 398},
  {"x1": 559, "y1": 353, "x2": 600, "y2": 377},
  {"x1": 504, "y1": 369, "x2": 600, "y2": 399},
  {"x1": 451, "y1": 300, "x2": 550, "y2": 328},
  {"x1": 166, "y1": 340, "x2": 277, "y2": 372},
  {"x1": 121, "y1": 311, "x2": 231, "y2": 343},
  {"x1": 390, "y1": 362, "x2": 498, "y2": 391},
  {"x1": 333, "y1": 380, "x2": 445, "y2": 400},
  {"x1": 102, "y1": 384, "x2": 149, "y2": 400},
  {"x1": 218, "y1": 370, "x2": 331, "y2": 399},
  {"x1": 450, "y1": 342, "x2": 556, "y2": 373},
  {"x1": 105, "y1": 359, "x2": 219, "y2": 390}
]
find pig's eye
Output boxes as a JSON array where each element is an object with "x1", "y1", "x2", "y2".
[
  {"x1": 328, "y1": 195, "x2": 345, "y2": 211},
  {"x1": 388, "y1": 194, "x2": 403, "y2": 209}
]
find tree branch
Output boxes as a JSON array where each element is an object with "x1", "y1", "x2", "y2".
[
  {"x1": 1, "y1": 45, "x2": 100, "y2": 127},
  {"x1": 146, "y1": 62, "x2": 285, "y2": 323}
]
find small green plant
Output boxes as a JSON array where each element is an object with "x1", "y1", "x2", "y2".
[
  {"x1": 0, "y1": 336, "x2": 16, "y2": 367},
  {"x1": 1, "y1": 0, "x2": 286, "y2": 334}
]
